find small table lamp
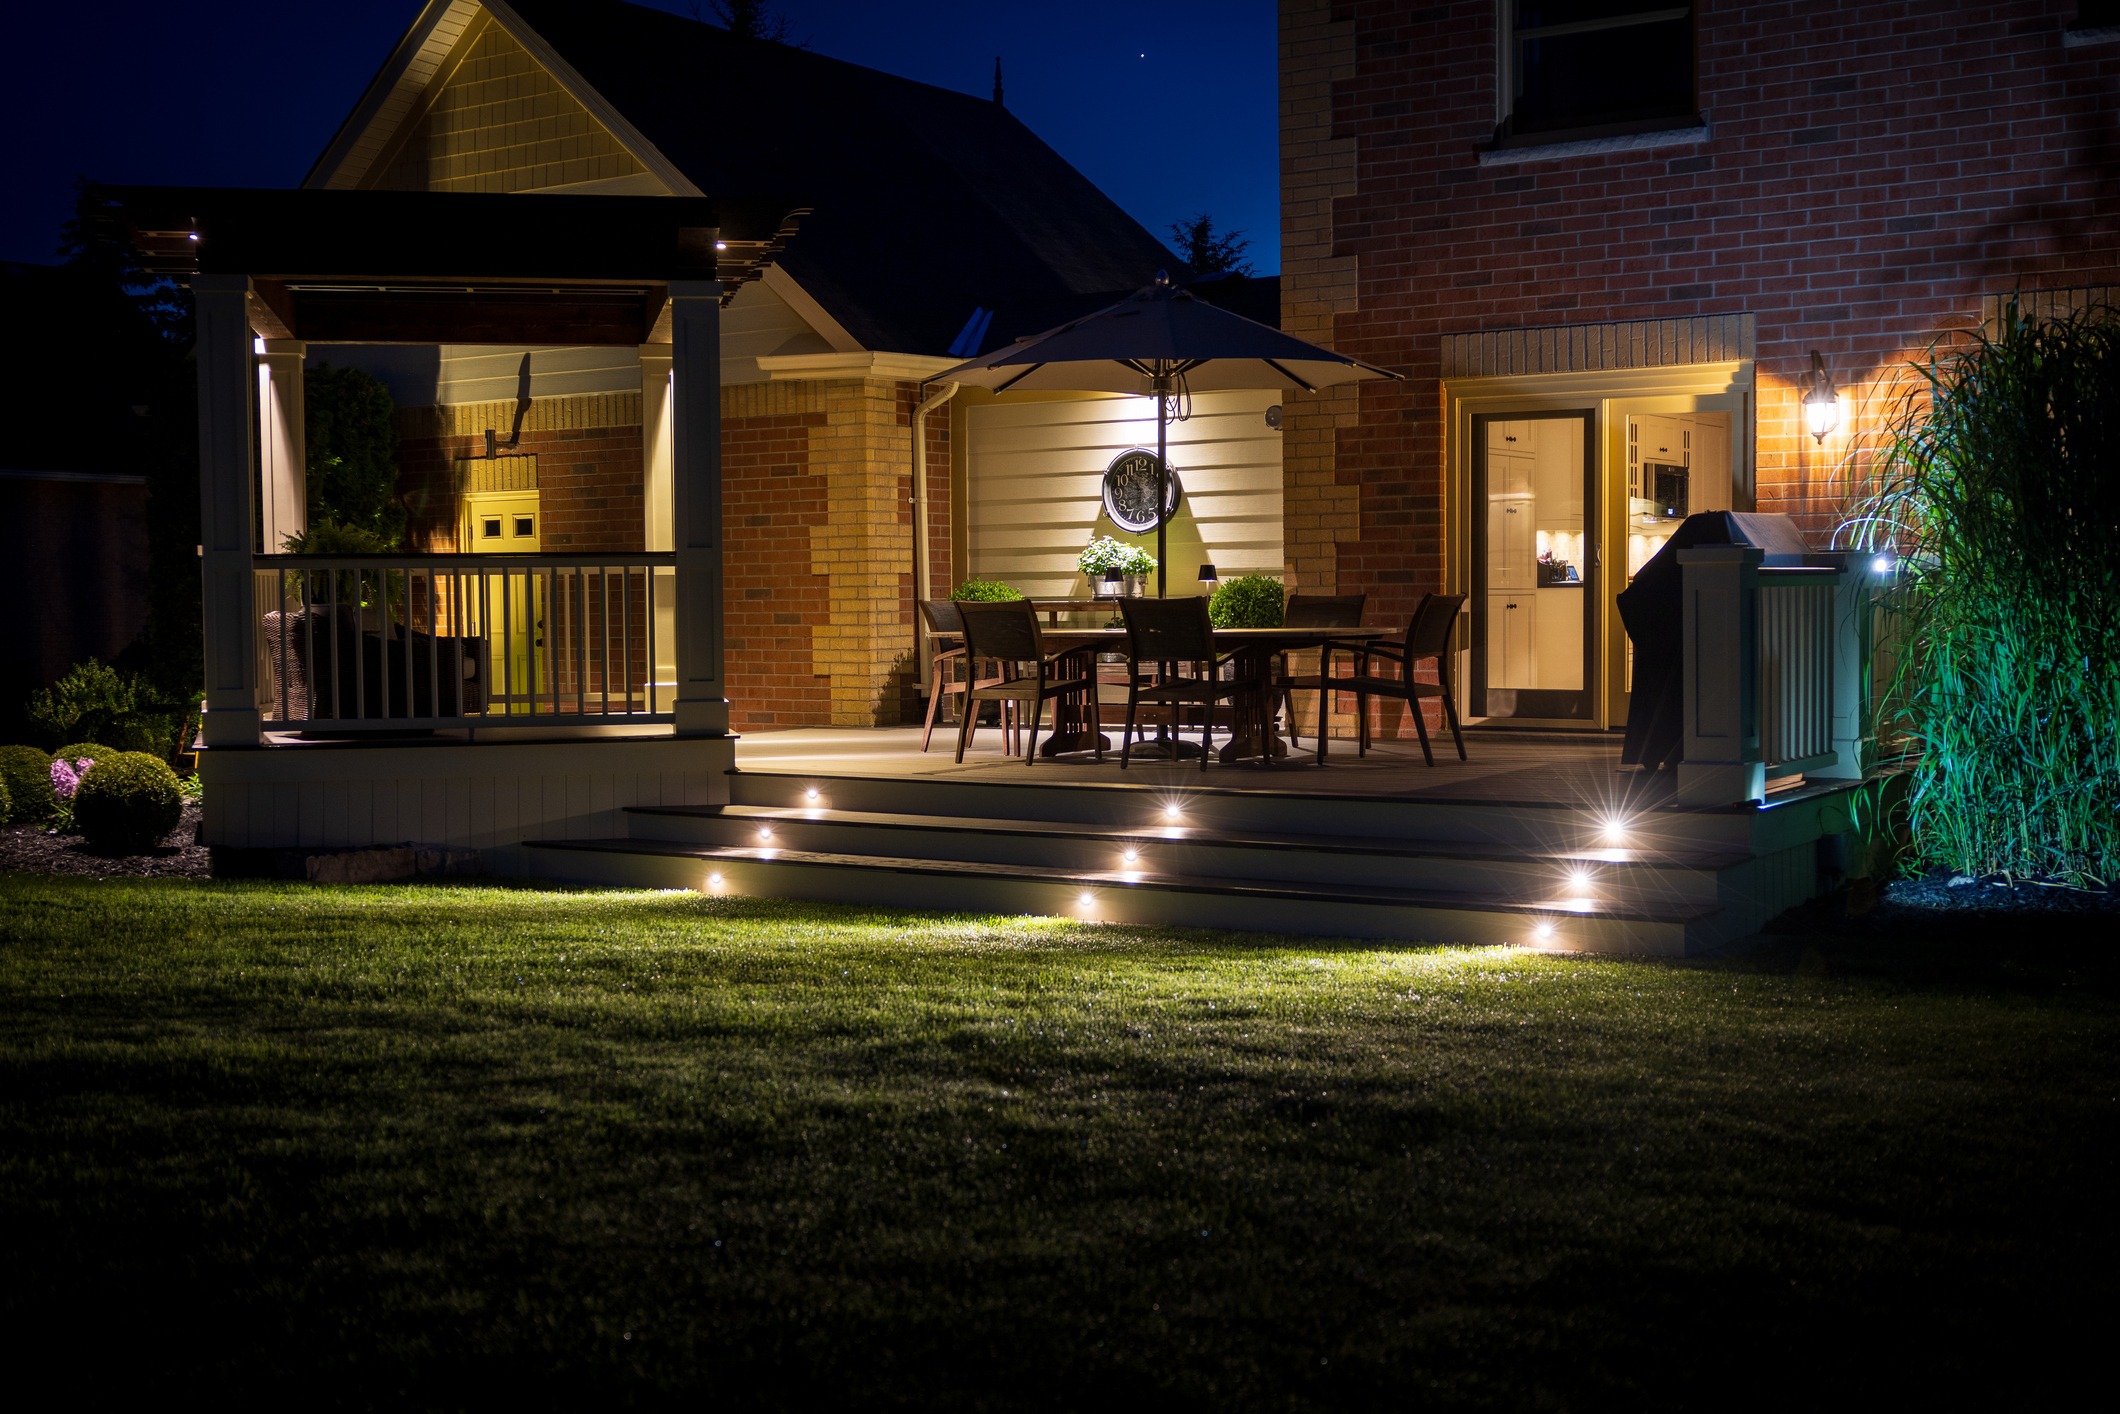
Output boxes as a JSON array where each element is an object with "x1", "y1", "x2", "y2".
[
  {"x1": 1198, "y1": 563, "x2": 1219, "y2": 596},
  {"x1": 1099, "y1": 569, "x2": 1122, "y2": 599}
]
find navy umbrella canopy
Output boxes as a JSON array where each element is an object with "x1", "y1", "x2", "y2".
[{"x1": 937, "y1": 273, "x2": 1401, "y2": 593}]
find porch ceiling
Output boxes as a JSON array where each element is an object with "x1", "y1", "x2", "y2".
[{"x1": 104, "y1": 187, "x2": 808, "y2": 342}]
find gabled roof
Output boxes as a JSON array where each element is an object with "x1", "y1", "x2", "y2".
[{"x1": 316, "y1": 0, "x2": 1181, "y2": 358}]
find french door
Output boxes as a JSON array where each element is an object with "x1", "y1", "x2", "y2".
[{"x1": 1469, "y1": 411, "x2": 1597, "y2": 723}]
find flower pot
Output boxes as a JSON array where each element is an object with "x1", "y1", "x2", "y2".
[{"x1": 1122, "y1": 572, "x2": 1148, "y2": 597}]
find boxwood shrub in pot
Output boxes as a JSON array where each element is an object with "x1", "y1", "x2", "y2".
[
  {"x1": 73, "y1": 752, "x2": 184, "y2": 853},
  {"x1": 0, "y1": 744, "x2": 55, "y2": 823},
  {"x1": 1208, "y1": 574, "x2": 1284, "y2": 628},
  {"x1": 950, "y1": 579, "x2": 1024, "y2": 602}
]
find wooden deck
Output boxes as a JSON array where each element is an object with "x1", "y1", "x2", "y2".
[{"x1": 732, "y1": 725, "x2": 1680, "y2": 812}]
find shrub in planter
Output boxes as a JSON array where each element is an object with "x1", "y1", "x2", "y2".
[
  {"x1": 73, "y1": 752, "x2": 184, "y2": 853},
  {"x1": 950, "y1": 579, "x2": 1024, "y2": 602},
  {"x1": 1208, "y1": 574, "x2": 1284, "y2": 628},
  {"x1": 0, "y1": 744, "x2": 55, "y2": 823}
]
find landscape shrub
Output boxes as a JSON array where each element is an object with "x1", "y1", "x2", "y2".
[
  {"x1": 26, "y1": 662, "x2": 155, "y2": 753},
  {"x1": 73, "y1": 752, "x2": 184, "y2": 853},
  {"x1": 53, "y1": 741, "x2": 117, "y2": 770},
  {"x1": 1208, "y1": 574, "x2": 1284, "y2": 628},
  {"x1": 305, "y1": 363, "x2": 404, "y2": 546},
  {"x1": 1863, "y1": 299, "x2": 2120, "y2": 888},
  {"x1": 0, "y1": 775, "x2": 10, "y2": 825},
  {"x1": 0, "y1": 744, "x2": 55, "y2": 823},
  {"x1": 950, "y1": 579, "x2": 1024, "y2": 602}
]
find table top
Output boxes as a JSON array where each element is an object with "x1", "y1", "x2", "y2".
[{"x1": 1037, "y1": 625, "x2": 1390, "y2": 648}]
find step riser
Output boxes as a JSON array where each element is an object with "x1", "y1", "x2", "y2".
[
  {"x1": 630, "y1": 812, "x2": 1727, "y2": 907},
  {"x1": 523, "y1": 844, "x2": 1698, "y2": 957},
  {"x1": 728, "y1": 772, "x2": 1762, "y2": 851}
]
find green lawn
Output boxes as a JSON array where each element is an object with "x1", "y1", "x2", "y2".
[{"x1": 1, "y1": 876, "x2": 2112, "y2": 1408}]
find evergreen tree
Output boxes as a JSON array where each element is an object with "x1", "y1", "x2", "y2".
[{"x1": 1168, "y1": 213, "x2": 1254, "y2": 278}]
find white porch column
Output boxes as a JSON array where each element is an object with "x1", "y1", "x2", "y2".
[
  {"x1": 194, "y1": 274, "x2": 263, "y2": 748},
  {"x1": 667, "y1": 281, "x2": 728, "y2": 735},
  {"x1": 1676, "y1": 545, "x2": 1764, "y2": 806},
  {"x1": 639, "y1": 343, "x2": 678, "y2": 713},
  {"x1": 257, "y1": 339, "x2": 307, "y2": 554}
]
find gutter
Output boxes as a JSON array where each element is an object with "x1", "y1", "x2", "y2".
[{"x1": 911, "y1": 379, "x2": 960, "y2": 689}]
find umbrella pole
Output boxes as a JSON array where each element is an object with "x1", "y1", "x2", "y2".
[
  {"x1": 1131, "y1": 375, "x2": 1200, "y2": 760},
  {"x1": 1156, "y1": 385, "x2": 1168, "y2": 598}
]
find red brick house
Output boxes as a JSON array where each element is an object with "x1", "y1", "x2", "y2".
[{"x1": 1279, "y1": 0, "x2": 2120, "y2": 732}]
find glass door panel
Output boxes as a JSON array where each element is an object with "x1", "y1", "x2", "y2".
[
  {"x1": 1471, "y1": 412, "x2": 1594, "y2": 721},
  {"x1": 1616, "y1": 409, "x2": 1735, "y2": 694}
]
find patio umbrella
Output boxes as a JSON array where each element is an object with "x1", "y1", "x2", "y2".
[{"x1": 936, "y1": 272, "x2": 1401, "y2": 595}]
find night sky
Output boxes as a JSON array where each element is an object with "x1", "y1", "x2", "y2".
[{"x1": 2, "y1": 0, "x2": 1278, "y2": 272}]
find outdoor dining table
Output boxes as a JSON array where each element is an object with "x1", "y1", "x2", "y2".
[{"x1": 1027, "y1": 624, "x2": 1391, "y2": 762}]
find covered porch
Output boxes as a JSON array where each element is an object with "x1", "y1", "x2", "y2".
[{"x1": 120, "y1": 186, "x2": 802, "y2": 852}]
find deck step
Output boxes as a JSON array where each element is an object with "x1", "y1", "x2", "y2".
[
  {"x1": 624, "y1": 803, "x2": 1746, "y2": 908},
  {"x1": 512, "y1": 764, "x2": 1858, "y2": 956},
  {"x1": 521, "y1": 836, "x2": 1714, "y2": 956}
]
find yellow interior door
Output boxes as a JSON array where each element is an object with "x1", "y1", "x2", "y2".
[{"x1": 460, "y1": 490, "x2": 544, "y2": 712}]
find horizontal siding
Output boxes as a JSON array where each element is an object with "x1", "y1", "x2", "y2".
[
  {"x1": 437, "y1": 344, "x2": 643, "y2": 403},
  {"x1": 967, "y1": 392, "x2": 1283, "y2": 598},
  {"x1": 719, "y1": 279, "x2": 833, "y2": 384}
]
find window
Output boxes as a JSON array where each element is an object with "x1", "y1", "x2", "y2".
[
  {"x1": 514, "y1": 516, "x2": 535, "y2": 538},
  {"x1": 1499, "y1": 2, "x2": 1696, "y2": 145},
  {"x1": 2077, "y1": 3, "x2": 2120, "y2": 28},
  {"x1": 482, "y1": 517, "x2": 502, "y2": 539}
]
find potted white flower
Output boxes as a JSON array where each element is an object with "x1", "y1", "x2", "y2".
[{"x1": 1079, "y1": 535, "x2": 1158, "y2": 597}]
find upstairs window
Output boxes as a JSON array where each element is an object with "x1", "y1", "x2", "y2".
[
  {"x1": 1499, "y1": 2, "x2": 1697, "y2": 145},
  {"x1": 2076, "y1": 2, "x2": 2120, "y2": 27}
]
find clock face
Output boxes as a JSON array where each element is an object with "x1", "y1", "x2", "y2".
[{"x1": 1101, "y1": 449, "x2": 1181, "y2": 533}]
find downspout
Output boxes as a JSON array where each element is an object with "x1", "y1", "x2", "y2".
[{"x1": 911, "y1": 380, "x2": 960, "y2": 689}]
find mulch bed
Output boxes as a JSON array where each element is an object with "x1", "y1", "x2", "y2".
[{"x1": 0, "y1": 805, "x2": 210, "y2": 879}]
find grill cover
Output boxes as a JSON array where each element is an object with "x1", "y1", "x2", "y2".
[{"x1": 1617, "y1": 511, "x2": 1815, "y2": 771}]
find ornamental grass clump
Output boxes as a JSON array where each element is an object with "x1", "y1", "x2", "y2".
[
  {"x1": 1862, "y1": 300, "x2": 2120, "y2": 889},
  {"x1": 72, "y1": 752, "x2": 184, "y2": 853},
  {"x1": 1208, "y1": 574, "x2": 1284, "y2": 628},
  {"x1": 0, "y1": 744, "x2": 55, "y2": 823}
]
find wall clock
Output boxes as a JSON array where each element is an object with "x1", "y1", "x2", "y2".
[{"x1": 1101, "y1": 448, "x2": 1181, "y2": 532}]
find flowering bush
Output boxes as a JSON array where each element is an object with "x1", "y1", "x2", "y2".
[
  {"x1": 49, "y1": 755, "x2": 94, "y2": 832},
  {"x1": 50, "y1": 755, "x2": 93, "y2": 800},
  {"x1": 1078, "y1": 535, "x2": 1156, "y2": 577}
]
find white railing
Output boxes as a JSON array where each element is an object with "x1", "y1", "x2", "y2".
[
  {"x1": 252, "y1": 553, "x2": 676, "y2": 730},
  {"x1": 1676, "y1": 547, "x2": 1875, "y2": 805}
]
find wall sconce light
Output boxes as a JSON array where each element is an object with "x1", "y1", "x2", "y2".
[
  {"x1": 1802, "y1": 351, "x2": 1841, "y2": 444},
  {"x1": 1197, "y1": 563, "x2": 1219, "y2": 595}
]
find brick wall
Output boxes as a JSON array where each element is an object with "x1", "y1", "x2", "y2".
[{"x1": 1282, "y1": 0, "x2": 2120, "y2": 733}]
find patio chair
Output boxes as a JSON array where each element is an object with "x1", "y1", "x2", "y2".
[
  {"x1": 953, "y1": 599, "x2": 1099, "y2": 766},
  {"x1": 1330, "y1": 592, "x2": 1468, "y2": 766},
  {"x1": 1273, "y1": 592, "x2": 1367, "y2": 750},
  {"x1": 1116, "y1": 596, "x2": 1268, "y2": 771},
  {"x1": 918, "y1": 599, "x2": 1011, "y2": 752}
]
